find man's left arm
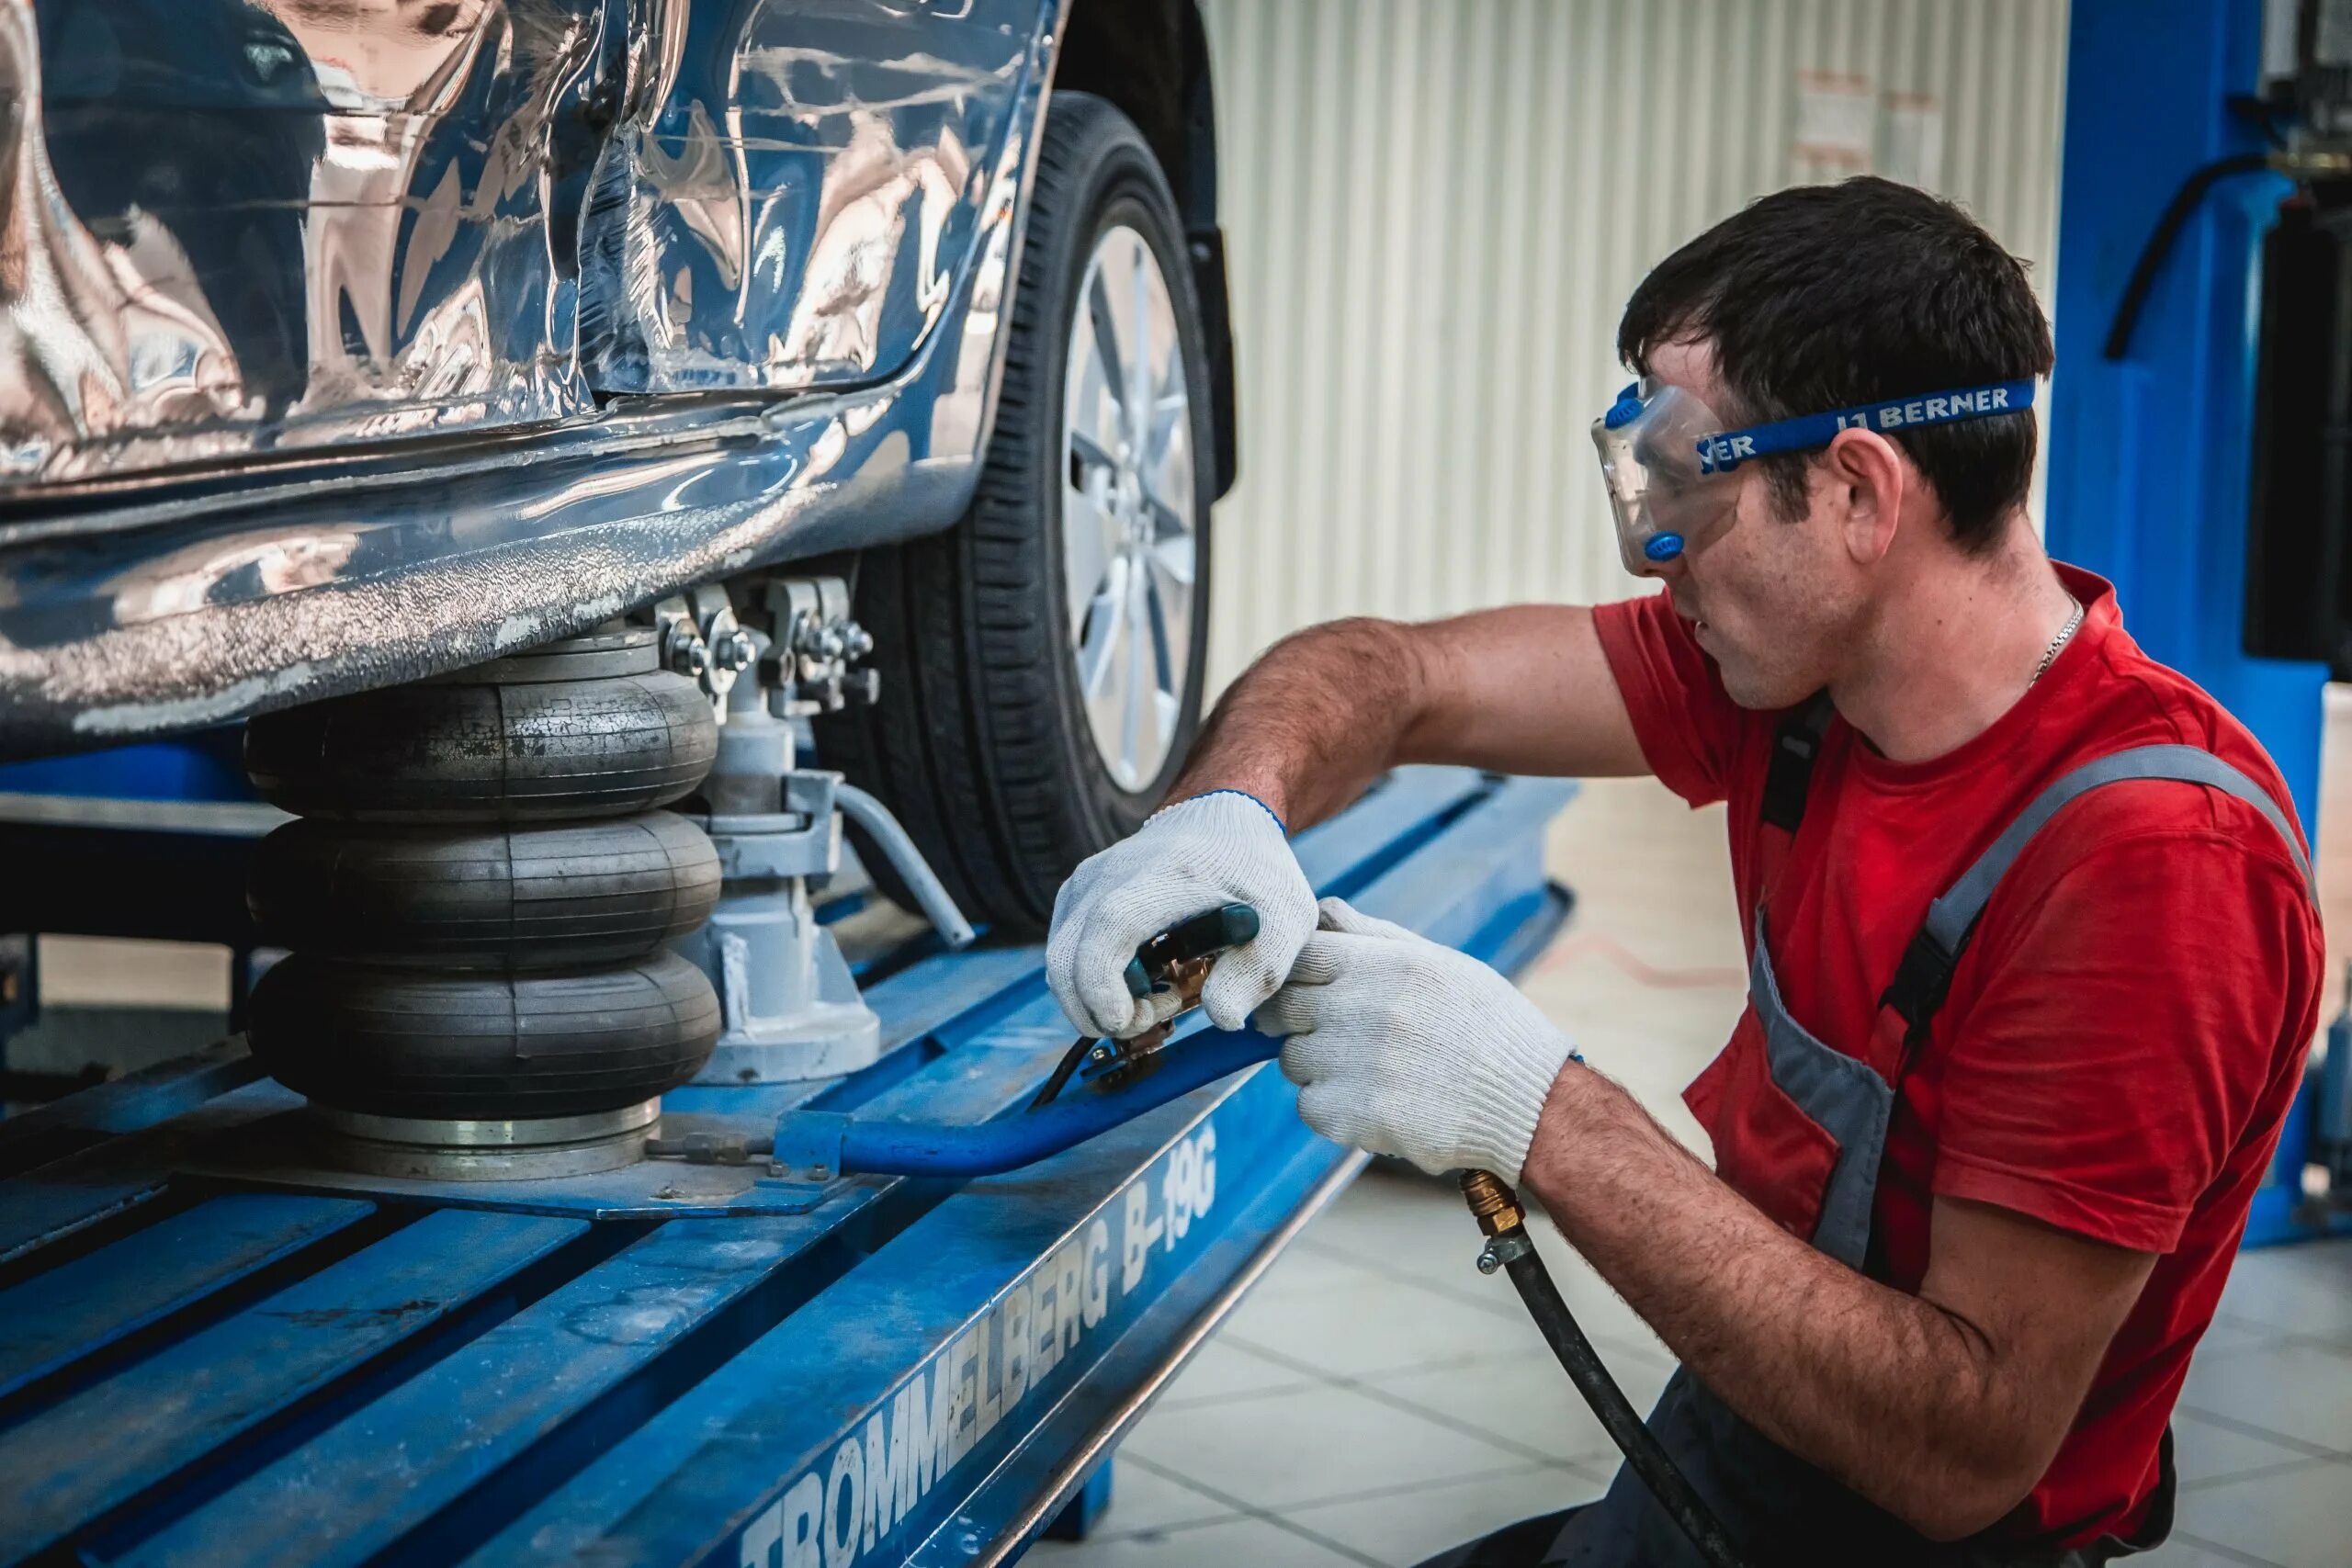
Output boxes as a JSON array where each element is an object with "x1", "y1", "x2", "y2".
[
  {"x1": 1519, "y1": 1072, "x2": 2154, "y2": 1540},
  {"x1": 1269, "y1": 818, "x2": 2318, "y2": 1539}
]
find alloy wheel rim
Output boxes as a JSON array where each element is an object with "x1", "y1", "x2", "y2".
[{"x1": 1061, "y1": 223, "x2": 1197, "y2": 793}]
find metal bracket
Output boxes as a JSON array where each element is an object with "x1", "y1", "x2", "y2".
[
  {"x1": 763, "y1": 577, "x2": 876, "y2": 716},
  {"x1": 694, "y1": 774, "x2": 841, "y2": 880},
  {"x1": 655, "y1": 584, "x2": 757, "y2": 722},
  {"x1": 767, "y1": 1109, "x2": 852, "y2": 1184}
]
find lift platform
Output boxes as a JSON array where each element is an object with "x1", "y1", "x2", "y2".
[{"x1": 0, "y1": 767, "x2": 1573, "y2": 1568}]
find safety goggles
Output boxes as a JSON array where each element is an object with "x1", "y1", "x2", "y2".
[{"x1": 1591, "y1": 377, "x2": 2039, "y2": 573}]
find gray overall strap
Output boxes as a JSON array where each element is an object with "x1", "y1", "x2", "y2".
[{"x1": 1883, "y1": 744, "x2": 2314, "y2": 1046}]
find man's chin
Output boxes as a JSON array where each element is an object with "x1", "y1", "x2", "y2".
[{"x1": 1719, "y1": 663, "x2": 1812, "y2": 711}]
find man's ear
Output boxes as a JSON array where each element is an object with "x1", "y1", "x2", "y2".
[{"x1": 1823, "y1": 429, "x2": 1906, "y2": 565}]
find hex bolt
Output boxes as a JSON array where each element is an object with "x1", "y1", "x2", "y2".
[{"x1": 713, "y1": 628, "x2": 756, "y2": 673}]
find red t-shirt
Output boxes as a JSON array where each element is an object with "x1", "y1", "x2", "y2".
[{"x1": 1592, "y1": 564, "x2": 2324, "y2": 1548}]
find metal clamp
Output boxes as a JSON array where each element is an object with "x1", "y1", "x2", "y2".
[
  {"x1": 764, "y1": 577, "x2": 876, "y2": 716},
  {"x1": 656, "y1": 584, "x2": 757, "y2": 722},
  {"x1": 1476, "y1": 1232, "x2": 1534, "y2": 1274}
]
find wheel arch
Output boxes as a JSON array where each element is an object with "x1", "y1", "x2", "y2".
[{"x1": 1052, "y1": 0, "x2": 1238, "y2": 499}]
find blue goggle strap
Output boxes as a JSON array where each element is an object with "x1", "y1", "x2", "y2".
[{"x1": 1694, "y1": 378, "x2": 2037, "y2": 475}]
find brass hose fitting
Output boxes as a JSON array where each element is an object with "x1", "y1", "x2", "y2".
[{"x1": 1459, "y1": 1168, "x2": 1525, "y2": 1235}]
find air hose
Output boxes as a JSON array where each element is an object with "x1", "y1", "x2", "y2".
[{"x1": 1458, "y1": 1170, "x2": 1751, "y2": 1568}]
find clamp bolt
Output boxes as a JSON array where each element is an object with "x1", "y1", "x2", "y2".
[{"x1": 713, "y1": 628, "x2": 757, "y2": 673}]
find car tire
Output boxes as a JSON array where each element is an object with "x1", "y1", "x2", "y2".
[{"x1": 817, "y1": 91, "x2": 1217, "y2": 935}]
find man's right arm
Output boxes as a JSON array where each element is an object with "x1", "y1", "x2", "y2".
[
  {"x1": 1171, "y1": 604, "x2": 1648, "y2": 832},
  {"x1": 1046, "y1": 604, "x2": 1645, "y2": 1039}
]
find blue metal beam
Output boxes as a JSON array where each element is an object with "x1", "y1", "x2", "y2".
[
  {"x1": 0, "y1": 1211, "x2": 585, "y2": 1561},
  {"x1": 0, "y1": 1193, "x2": 372, "y2": 1402}
]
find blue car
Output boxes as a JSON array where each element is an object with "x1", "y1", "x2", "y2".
[{"x1": 0, "y1": 0, "x2": 1236, "y2": 933}]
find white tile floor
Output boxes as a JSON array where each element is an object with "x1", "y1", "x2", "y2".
[{"x1": 1026, "y1": 779, "x2": 2352, "y2": 1568}]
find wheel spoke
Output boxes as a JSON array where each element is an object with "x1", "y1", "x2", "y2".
[
  {"x1": 1121, "y1": 557, "x2": 1151, "y2": 781},
  {"x1": 1069, "y1": 428, "x2": 1114, "y2": 474},
  {"x1": 1082, "y1": 561, "x2": 1136, "y2": 785},
  {"x1": 1063, "y1": 484, "x2": 1115, "y2": 637},
  {"x1": 1079, "y1": 555, "x2": 1129, "y2": 700},
  {"x1": 1129, "y1": 236, "x2": 1155, "y2": 420},
  {"x1": 1144, "y1": 491, "x2": 1189, "y2": 547},
  {"x1": 1142, "y1": 549, "x2": 1177, "y2": 695},
  {"x1": 1146, "y1": 389, "x2": 1187, "y2": 473},
  {"x1": 1146, "y1": 541, "x2": 1193, "y2": 655},
  {"x1": 1088, "y1": 271, "x2": 1128, "y2": 431}
]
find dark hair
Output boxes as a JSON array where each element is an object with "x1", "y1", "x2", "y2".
[{"x1": 1617, "y1": 176, "x2": 2055, "y2": 554}]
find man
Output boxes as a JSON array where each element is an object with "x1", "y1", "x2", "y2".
[{"x1": 1045, "y1": 178, "x2": 2324, "y2": 1566}]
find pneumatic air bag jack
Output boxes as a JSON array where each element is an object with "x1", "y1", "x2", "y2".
[{"x1": 1459, "y1": 1170, "x2": 1751, "y2": 1568}]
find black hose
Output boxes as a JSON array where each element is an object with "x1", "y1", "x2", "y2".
[
  {"x1": 2103, "y1": 152, "x2": 2273, "y2": 361},
  {"x1": 1480, "y1": 1216, "x2": 1750, "y2": 1568}
]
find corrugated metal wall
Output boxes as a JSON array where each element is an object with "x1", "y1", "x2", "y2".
[{"x1": 1198, "y1": 0, "x2": 2072, "y2": 687}]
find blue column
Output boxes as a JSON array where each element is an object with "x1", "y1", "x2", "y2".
[{"x1": 2044, "y1": 0, "x2": 2325, "y2": 833}]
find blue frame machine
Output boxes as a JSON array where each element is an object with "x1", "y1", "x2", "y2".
[{"x1": 0, "y1": 768, "x2": 1573, "y2": 1566}]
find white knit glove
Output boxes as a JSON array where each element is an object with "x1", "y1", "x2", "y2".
[
  {"x1": 1260, "y1": 898, "x2": 1579, "y2": 1185},
  {"x1": 1047, "y1": 790, "x2": 1318, "y2": 1039}
]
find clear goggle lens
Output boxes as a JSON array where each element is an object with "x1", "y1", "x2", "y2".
[{"x1": 1591, "y1": 383, "x2": 1739, "y2": 573}]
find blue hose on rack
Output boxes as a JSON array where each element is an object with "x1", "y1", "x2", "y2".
[{"x1": 822, "y1": 1030, "x2": 1281, "y2": 1179}]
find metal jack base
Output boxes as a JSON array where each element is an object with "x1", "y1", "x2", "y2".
[
  {"x1": 679, "y1": 774, "x2": 888, "y2": 1086},
  {"x1": 695, "y1": 1009, "x2": 882, "y2": 1088},
  {"x1": 673, "y1": 590, "x2": 970, "y2": 1086},
  {"x1": 309, "y1": 1100, "x2": 661, "y2": 1181}
]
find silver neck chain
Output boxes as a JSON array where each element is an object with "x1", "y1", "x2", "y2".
[{"x1": 2030, "y1": 595, "x2": 2085, "y2": 688}]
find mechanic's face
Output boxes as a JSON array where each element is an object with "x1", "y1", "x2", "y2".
[{"x1": 1632, "y1": 340, "x2": 1866, "y2": 709}]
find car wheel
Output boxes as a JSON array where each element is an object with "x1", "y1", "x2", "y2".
[{"x1": 818, "y1": 91, "x2": 1216, "y2": 935}]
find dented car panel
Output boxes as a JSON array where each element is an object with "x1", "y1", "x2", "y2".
[
  {"x1": 582, "y1": 0, "x2": 1035, "y2": 395},
  {"x1": 0, "y1": 0, "x2": 1074, "y2": 756},
  {"x1": 1, "y1": 0, "x2": 1031, "y2": 484},
  {"x1": 6, "y1": 0, "x2": 608, "y2": 485}
]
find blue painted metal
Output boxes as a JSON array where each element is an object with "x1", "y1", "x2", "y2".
[
  {"x1": 2050, "y1": 0, "x2": 2348, "y2": 1247},
  {"x1": 0, "y1": 732, "x2": 255, "y2": 803},
  {"x1": 2046, "y1": 0, "x2": 2324, "y2": 832},
  {"x1": 783, "y1": 1029, "x2": 1279, "y2": 1179},
  {"x1": 0, "y1": 1082, "x2": 285, "y2": 1263},
  {"x1": 0, "y1": 1041, "x2": 259, "y2": 1180},
  {"x1": 0, "y1": 1193, "x2": 373, "y2": 1401},
  {"x1": 0, "y1": 769, "x2": 1570, "y2": 1566},
  {"x1": 0, "y1": 1210, "x2": 587, "y2": 1562},
  {"x1": 1043, "y1": 1461, "x2": 1114, "y2": 1541},
  {"x1": 123, "y1": 1215, "x2": 833, "y2": 1568},
  {"x1": 469, "y1": 1066, "x2": 1321, "y2": 1568},
  {"x1": 460, "y1": 776, "x2": 1568, "y2": 1568}
]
